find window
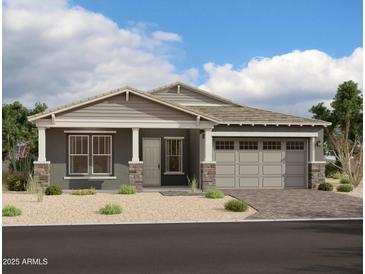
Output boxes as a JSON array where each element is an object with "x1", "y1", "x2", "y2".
[
  {"x1": 263, "y1": 141, "x2": 281, "y2": 150},
  {"x1": 92, "y1": 135, "x2": 112, "y2": 174},
  {"x1": 215, "y1": 140, "x2": 234, "y2": 150},
  {"x1": 286, "y1": 141, "x2": 304, "y2": 151},
  {"x1": 239, "y1": 141, "x2": 258, "y2": 150},
  {"x1": 68, "y1": 134, "x2": 113, "y2": 176},
  {"x1": 69, "y1": 135, "x2": 89, "y2": 175},
  {"x1": 165, "y1": 138, "x2": 183, "y2": 173}
]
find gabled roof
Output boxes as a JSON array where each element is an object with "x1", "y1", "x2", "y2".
[
  {"x1": 149, "y1": 81, "x2": 240, "y2": 107},
  {"x1": 28, "y1": 87, "x2": 220, "y2": 123}
]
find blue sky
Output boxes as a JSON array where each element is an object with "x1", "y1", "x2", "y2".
[
  {"x1": 73, "y1": 0, "x2": 362, "y2": 73},
  {"x1": 3, "y1": 0, "x2": 363, "y2": 116}
]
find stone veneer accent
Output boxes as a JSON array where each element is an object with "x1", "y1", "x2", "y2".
[
  {"x1": 201, "y1": 162, "x2": 216, "y2": 190},
  {"x1": 33, "y1": 162, "x2": 51, "y2": 188},
  {"x1": 129, "y1": 162, "x2": 143, "y2": 192},
  {"x1": 308, "y1": 162, "x2": 325, "y2": 189}
]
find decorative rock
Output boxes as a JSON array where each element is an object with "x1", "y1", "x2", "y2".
[
  {"x1": 201, "y1": 162, "x2": 216, "y2": 190},
  {"x1": 308, "y1": 162, "x2": 325, "y2": 189},
  {"x1": 129, "y1": 162, "x2": 143, "y2": 192}
]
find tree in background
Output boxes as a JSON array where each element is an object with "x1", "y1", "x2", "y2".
[
  {"x1": 2, "y1": 101, "x2": 47, "y2": 157},
  {"x1": 310, "y1": 80, "x2": 363, "y2": 186}
]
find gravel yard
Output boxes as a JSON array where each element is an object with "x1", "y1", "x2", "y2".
[
  {"x1": 2, "y1": 192, "x2": 255, "y2": 225},
  {"x1": 325, "y1": 178, "x2": 363, "y2": 199}
]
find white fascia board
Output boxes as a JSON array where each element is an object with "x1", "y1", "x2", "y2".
[
  {"x1": 212, "y1": 131, "x2": 319, "y2": 137},
  {"x1": 36, "y1": 119, "x2": 215, "y2": 129},
  {"x1": 221, "y1": 121, "x2": 331, "y2": 127}
]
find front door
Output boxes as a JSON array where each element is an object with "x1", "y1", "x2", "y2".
[{"x1": 143, "y1": 138, "x2": 161, "y2": 186}]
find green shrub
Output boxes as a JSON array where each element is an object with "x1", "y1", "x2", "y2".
[
  {"x1": 99, "y1": 204, "x2": 122, "y2": 215},
  {"x1": 224, "y1": 200, "x2": 248, "y2": 212},
  {"x1": 2, "y1": 205, "x2": 22, "y2": 217},
  {"x1": 45, "y1": 185, "x2": 63, "y2": 195},
  {"x1": 205, "y1": 188, "x2": 224, "y2": 199},
  {"x1": 340, "y1": 177, "x2": 351, "y2": 184},
  {"x1": 71, "y1": 188, "x2": 96, "y2": 195},
  {"x1": 330, "y1": 172, "x2": 342, "y2": 179},
  {"x1": 5, "y1": 172, "x2": 27, "y2": 191},
  {"x1": 325, "y1": 162, "x2": 341, "y2": 178},
  {"x1": 337, "y1": 184, "x2": 353, "y2": 192},
  {"x1": 318, "y1": 183, "x2": 333, "y2": 191},
  {"x1": 118, "y1": 185, "x2": 136, "y2": 194}
]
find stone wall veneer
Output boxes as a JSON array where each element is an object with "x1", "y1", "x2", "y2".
[
  {"x1": 129, "y1": 162, "x2": 143, "y2": 192},
  {"x1": 201, "y1": 162, "x2": 216, "y2": 190},
  {"x1": 33, "y1": 162, "x2": 51, "y2": 188},
  {"x1": 308, "y1": 162, "x2": 325, "y2": 189}
]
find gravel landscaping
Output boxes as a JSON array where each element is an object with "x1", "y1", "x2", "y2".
[
  {"x1": 2, "y1": 192, "x2": 255, "y2": 225},
  {"x1": 325, "y1": 178, "x2": 363, "y2": 198}
]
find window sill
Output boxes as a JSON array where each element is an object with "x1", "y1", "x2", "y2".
[
  {"x1": 164, "y1": 172, "x2": 185, "y2": 175},
  {"x1": 64, "y1": 176, "x2": 117, "y2": 180}
]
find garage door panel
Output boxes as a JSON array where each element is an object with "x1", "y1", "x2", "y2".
[
  {"x1": 216, "y1": 165, "x2": 235, "y2": 175},
  {"x1": 287, "y1": 152, "x2": 305, "y2": 162},
  {"x1": 216, "y1": 177, "x2": 235, "y2": 187},
  {"x1": 285, "y1": 176, "x2": 305, "y2": 187},
  {"x1": 239, "y1": 152, "x2": 259, "y2": 162},
  {"x1": 263, "y1": 165, "x2": 282, "y2": 175},
  {"x1": 263, "y1": 177, "x2": 282, "y2": 187},
  {"x1": 263, "y1": 152, "x2": 282, "y2": 162},
  {"x1": 239, "y1": 177, "x2": 259, "y2": 187},
  {"x1": 286, "y1": 165, "x2": 305, "y2": 175},
  {"x1": 216, "y1": 152, "x2": 235, "y2": 162},
  {"x1": 239, "y1": 165, "x2": 259, "y2": 175}
]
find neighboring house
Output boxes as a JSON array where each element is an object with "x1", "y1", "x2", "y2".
[{"x1": 28, "y1": 82, "x2": 330, "y2": 191}]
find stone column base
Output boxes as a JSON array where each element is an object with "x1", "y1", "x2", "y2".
[
  {"x1": 201, "y1": 162, "x2": 216, "y2": 191},
  {"x1": 308, "y1": 162, "x2": 325, "y2": 189},
  {"x1": 129, "y1": 162, "x2": 143, "y2": 192},
  {"x1": 33, "y1": 161, "x2": 51, "y2": 188}
]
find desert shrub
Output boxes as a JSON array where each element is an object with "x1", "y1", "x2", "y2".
[
  {"x1": 5, "y1": 172, "x2": 27, "y2": 191},
  {"x1": 325, "y1": 162, "x2": 342, "y2": 178},
  {"x1": 26, "y1": 174, "x2": 44, "y2": 202},
  {"x1": 318, "y1": 183, "x2": 333, "y2": 191},
  {"x1": 205, "y1": 188, "x2": 224, "y2": 199},
  {"x1": 71, "y1": 188, "x2": 96, "y2": 195},
  {"x1": 340, "y1": 177, "x2": 351, "y2": 184},
  {"x1": 187, "y1": 176, "x2": 198, "y2": 193},
  {"x1": 224, "y1": 200, "x2": 248, "y2": 212},
  {"x1": 2, "y1": 205, "x2": 22, "y2": 217},
  {"x1": 118, "y1": 185, "x2": 136, "y2": 194},
  {"x1": 45, "y1": 185, "x2": 63, "y2": 195},
  {"x1": 337, "y1": 184, "x2": 353, "y2": 192},
  {"x1": 99, "y1": 204, "x2": 122, "y2": 215}
]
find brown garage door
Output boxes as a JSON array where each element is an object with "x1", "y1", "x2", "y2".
[{"x1": 214, "y1": 139, "x2": 307, "y2": 189}]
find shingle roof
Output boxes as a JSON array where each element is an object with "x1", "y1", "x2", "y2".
[{"x1": 185, "y1": 105, "x2": 330, "y2": 126}]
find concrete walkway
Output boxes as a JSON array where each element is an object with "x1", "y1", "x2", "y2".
[{"x1": 224, "y1": 189, "x2": 363, "y2": 219}]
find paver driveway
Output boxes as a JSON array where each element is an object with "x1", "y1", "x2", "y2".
[{"x1": 224, "y1": 189, "x2": 363, "y2": 219}]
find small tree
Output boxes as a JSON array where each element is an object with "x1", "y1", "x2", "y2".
[{"x1": 310, "y1": 81, "x2": 363, "y2": 186}]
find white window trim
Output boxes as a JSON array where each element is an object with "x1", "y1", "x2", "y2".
[
  {"x1": 286, "y1": 141, "x2": 305, "y2": 151},
  {"x1": 165, "y1": 138, "x2": 184, "y2": 175},
  {"x1": 91, "y1": 135, "x2": 113, "y2": 175},
  {"x1": 68, "y1": 135, "x2": 89, "y2": 175}
]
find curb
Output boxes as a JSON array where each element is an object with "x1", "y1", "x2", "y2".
[{"x1": 3, "y1": 217, "x2": 362, "y2": 227}]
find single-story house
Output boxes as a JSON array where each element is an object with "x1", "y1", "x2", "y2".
[{"x1": 28, "y1": 82, "x2": 330, "y2": 191}]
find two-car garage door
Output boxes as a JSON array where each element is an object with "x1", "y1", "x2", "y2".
[{"x1": 214, "y1": 139, "x2": 307, "y2": 189}]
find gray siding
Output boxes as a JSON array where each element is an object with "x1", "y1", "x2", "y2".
[
  {"x1": 214, "y1": 125, "x2": 325, "y2": 161},
  {"x1": 154, "y1": 87, "x2": 228, "y2": 105},
  {"x1": 58, "y1": 93, "x2": 194, "y2": 121},
  {"x1": 46, "y1": 128, "x2": 131, "y2": 190},
  {"x1": 188, "y1": 129, "x2": 201, "y2": 184}
]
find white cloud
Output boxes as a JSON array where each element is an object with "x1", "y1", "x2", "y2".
[
  {"x1": 200, "y1": 48, "x2": 363, "y2": 116},
  {"x1": 3, "y1": 0, "x2": 193, "y2": 107}
]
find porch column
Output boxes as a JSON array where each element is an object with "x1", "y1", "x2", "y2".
[
  {"x1": 204, "y1": 128, "x2": 213, "y2": 162},
  {"x1": 34, "y1": 127, "x2": 50, "y2": 188},
  {"x1": 129, "y1": 128, "x2": 143, "y2": 191},
  {"x1": 310, "y1": 137, "x2": 316, "y2": 162},
  {"x1": 132, "y1": 128, "x2": 140, "y2": 162},
  {"x1": 201, "y1": 128, "x2": 216, "y2": 190},
  {"x1": 37, "y1": 127, "x2": 47, "y2": 162}
]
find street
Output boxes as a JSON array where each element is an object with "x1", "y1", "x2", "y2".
[{"x1": 3, "y1": 220, "x2": 362, "y2": 274}]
